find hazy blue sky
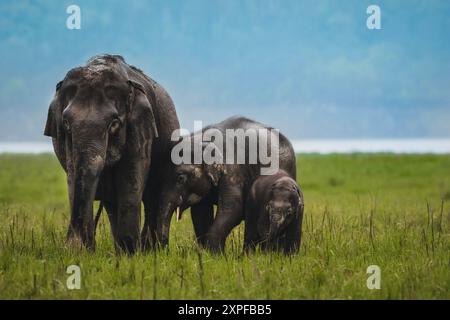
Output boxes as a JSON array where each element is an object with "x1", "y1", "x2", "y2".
[{"x1": 0, "y1": 0, "x2": 449, "y2": 141}]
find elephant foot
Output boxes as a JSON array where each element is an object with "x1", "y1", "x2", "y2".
[
  {"x1": 66, "y1": 226, "x2": 95, "y2": 251},
  {"x1": 154, "y1": 230, "x2": 169, "y2": 250},
  {"x1": 205, "y1": 235, "x2": 225, "y2": 254},
  {"x1": 195, "y1": 235, "x2": 209, "y2": 248},
  {"x1": 115, "y1": 236, "x2": 138, "y2": 255},
  {"x1": 140, "y1": 228, "x2": 156, "y2": 252},
  {"x1": 66, "y1": 231, "x2": 83, "y2": 250},
  {"x1": 243, "y1": 241, "x2": 257, "y2": 254}
]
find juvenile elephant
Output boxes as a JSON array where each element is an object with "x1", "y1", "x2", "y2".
[
  {"x1": 244, "y1": 169, "x2": 304, "y2": 254},
  {"x1": 156, "y1": 116, "x2": 297, "y2": 253},
  {"x1": 44, "y1": 54, "x2": 179, "y2": 253}
]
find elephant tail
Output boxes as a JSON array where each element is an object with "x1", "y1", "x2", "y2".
[{"x1": 94, "y1": 201, "x2": 104, "y2": 235}]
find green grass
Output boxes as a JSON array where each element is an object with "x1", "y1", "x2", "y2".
[{"x1": 0, "y1": 153, "x2": 449, "y2": 299}]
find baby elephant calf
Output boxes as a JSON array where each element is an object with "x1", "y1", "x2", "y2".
[{"x1": 244, "y1": 170, "x2": 304, "y2": 254}]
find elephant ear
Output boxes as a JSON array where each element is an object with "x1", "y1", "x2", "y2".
[
  {"x1": 127, "y1": 80, "x2": 159, "y2": 159},
  {"x1": 44, "y1": 81, "x2": 63, "y2": 138},
  {"x1": 296, "y1": 184, "x2": 304, "y2": 218},
  {"x1": 44, "y1": 81, "x2": 67, "y2": 171},
  {"x1": 201, "y1": 142, "x2": 224, "y2": 187}
]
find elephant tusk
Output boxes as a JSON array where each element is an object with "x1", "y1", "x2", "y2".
[{"x1": 176, "y1": 207, "x2": 181, "y2": 222}]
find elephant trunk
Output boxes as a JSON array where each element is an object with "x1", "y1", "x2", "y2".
[
  {"x1": 156, "y1": 193, "x2": 183, "y2": 248},
  {"x1": 156, "y1": 202, "x2": 174, "y2": 248},
  {"x1": 67, "y1": 145, "x2": 105, "y2": 250}
]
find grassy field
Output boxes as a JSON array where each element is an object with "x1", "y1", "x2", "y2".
[{"x1": 0, "y1": 153, "x2": 449, "y2": 299}]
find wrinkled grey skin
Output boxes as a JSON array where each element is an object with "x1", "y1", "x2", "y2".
[
  {"x1": 44, "y1": 55, "x2": 179, "y2": 254},
  {"x1": 156, "y1": 116, "x2": 297, "y2": 253},
  {"x1": 244, "y1": 170, "x2": 304, "y2": 254}
]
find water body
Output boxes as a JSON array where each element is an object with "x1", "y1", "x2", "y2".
[
  {"x1": 291, "y1": 139, "x2": 450, "y2": 154},
  {"x1": 0, "y1": 139, "x2": 450, "y2": 154}
]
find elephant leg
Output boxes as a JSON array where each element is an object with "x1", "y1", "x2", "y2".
[
  {"x1": 283, "y1": 211, "x2": 303, "y2": 255},
  {"x1": 141, "y1": 185, "x2": 158, "y2": 252},
  {"x1": 206, "y1": 184, "x2": 244, "y2": 253},
  {"x1": 243, "y1": 223, "x2": 259, "y2": 253},
  {"x1": 191, "y1": 201, "x2": 214, "y2": 246},
  {"x1": 113, "y1": 158, "x2": 150, "y2": 255},
  {"x1": 207, "y1": 210, "x2": 243, "y2": 253},
  {"x1": 269, "y1": 237, "x2": 285, "y2": 252},
  {"x1": 103, "y1": 200, "x2": 118, "y2": 240},
  {"x1": 243, "y1": 195, "x2": 259, "y2": 253},
  {"x1": 115, "y1": 196, "x2": 143, "y2": 255}
]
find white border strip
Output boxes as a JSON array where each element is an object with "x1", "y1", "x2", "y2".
[
  {"x1": 0, "y1": 142, "x2": 54, "y2": 154},
  {"x1": 1, "y1": 139, "x2": 450, "y2": 154},
  {"x1": 292, "y1": 139, "x2": 450, "y2": 154}
]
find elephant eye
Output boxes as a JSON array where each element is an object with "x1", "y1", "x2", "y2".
[
  {"x1": 109, "y1": 119, "x2": 121, "y2": 135},
  {"x1": 176, "y1": 174, "x2": 187, "y2": 185},
  {"x1": 63, "y1": 119, "x2": 71, "y2": 133}
]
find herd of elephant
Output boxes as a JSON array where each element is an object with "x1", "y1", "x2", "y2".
[{"x1": 44, "y1": 54, "x2": 304, "y2": 255}]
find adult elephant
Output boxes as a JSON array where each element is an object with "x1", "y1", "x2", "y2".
[
  {"x1": 44, "y1": 54, "x2": 179, "y2": 254},
  {"x1": 156, "y1": 116, "x2": 299, "y2": 253}
]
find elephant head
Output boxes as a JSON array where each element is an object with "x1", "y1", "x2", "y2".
[
  {"x1": 44, "y1": 58, "x2": 158, "y2": 250},
  {"x1": 155, "y1": 140, "x2": 223, "y2": 247},
  {"x1": 259, "y1": 177, "x2": 303, "y2": 241}
]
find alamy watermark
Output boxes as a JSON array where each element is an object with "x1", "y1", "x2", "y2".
[
  {"x1": 367, "y1": 5, "x2": 381, "y2": 30},
  {"x1": 65, "y1": 4, "x2": 380, "y2": 31},
  {"x1": 66, "y1": 5, "x2": 81, "y2": 30},
  {"x1": 170, "y1": 121, "x2": 280, "y2": 175},
  {"x1": 366, "y1": 265, "x2": 381, "y2": 290},
  {"x1": 66, "y1": 265, "x2": 81, "y2": 290}
]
